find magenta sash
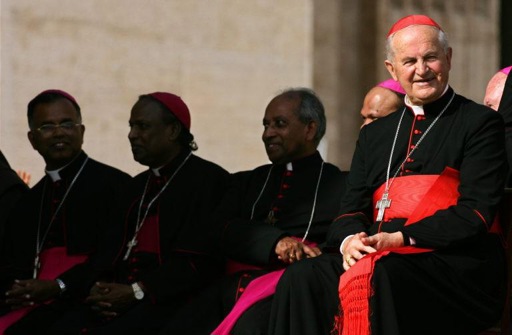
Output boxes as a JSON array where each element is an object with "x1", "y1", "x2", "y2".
[
  {"x1": 212, "y1": 239, "x2": 317, "y2": 335},
  {"x1": 0, "y1": 247, "x2": 86, "y2": 334}
]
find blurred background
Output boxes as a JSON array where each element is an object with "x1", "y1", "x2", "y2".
[{"x1": 1, "y1": 0, "x2": 511, "y2": 183}]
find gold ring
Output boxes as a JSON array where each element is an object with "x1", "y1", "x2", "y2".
[
  {"x1": 289, "y1": 253, "x2": 295, "y2": 258},
  {"x1": 346, "y1": 255, "x2": 352, "y2": 263}
]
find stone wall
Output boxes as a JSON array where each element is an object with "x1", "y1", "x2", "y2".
[
  {"x1": 0, "y1": 0, "x2": 313, "y2": 181},
  {"x1": 0, "y1": 0, "x2": 501, "y2": 182}
]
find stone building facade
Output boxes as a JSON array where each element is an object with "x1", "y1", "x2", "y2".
[{"x1": 0, "y1": 0, "x2": 501, "y2": 182}]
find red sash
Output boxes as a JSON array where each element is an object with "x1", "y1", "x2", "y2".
[{"x1": 335, "y1": 167, "x2": 461, "y2": 335}]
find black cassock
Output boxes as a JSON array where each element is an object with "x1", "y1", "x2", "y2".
[
  {"x1": 49, "y1": 150, "x2": 230, "y2": 335},
  {"x1": 160, "y1": 151, "x2": 348, "y2": 335},
  {"x1": 0, "y1": 151, "x2": 28, "y2": 251},
  {"x1": 498, "y1": 70, "x2": 512, "y2": 187},
  {"x1": 1, "y1": 151, "x2": 130, "y2": 334},
  {"x1": 269, "y1": 87, "x2": 508, "y2": 335}
]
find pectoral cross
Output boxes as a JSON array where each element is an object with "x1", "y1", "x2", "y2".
[
  {"x1": 33, "y1": 255, "x2": 40, "y2": 279},
  {"x1": 375, "y1": 192, "x2": 391, "y2": 222},
  {"x1": 123, "y1": 238, "x2": 138, "y2": 261},
  {"x1": 265, "y1": 210, "x2": 277, "y2": 225}
]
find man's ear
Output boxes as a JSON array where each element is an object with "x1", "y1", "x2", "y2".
[
  {"x1": 305, "y1": 121, "x2": 318, "y2": 142},
  {"x1": 27, "y1": 131, "x2": 37, "y2": 150},
  {"x1": 385, "y1": 60, "x2": 398, "y2": 81},
  {"x1": 168, "y1": 122, "x2": 182, "y2": 142}
]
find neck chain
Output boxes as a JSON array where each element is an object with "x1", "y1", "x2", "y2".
[
  {"x1": 375, "y1": 91, "x2": 455, "y2": 222},
  {"x1": 250, "y1": 161, "x2": 325, "y2": 242},
  {"x1": 34, "y1": 156, "x2": 89, "y2": 278},
  {"x1": 123, "y1": 152, "x2": 192, "y2": 261}
]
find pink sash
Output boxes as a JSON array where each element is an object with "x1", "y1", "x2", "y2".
[
  {"x1": 0, "y1": 247, "x2": 86, "y2": 334},
  {"x1": 211, "y1": 269, "x2": 285, "y2": 335},
  {"x1": 212, "y1": 239, "x2": 317, "y2": 335}
]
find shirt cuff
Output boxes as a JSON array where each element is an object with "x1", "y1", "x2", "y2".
[{"x1": 339, "y1": 235, "x2": 354, "y2": 254}]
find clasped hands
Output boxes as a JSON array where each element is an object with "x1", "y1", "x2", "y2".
[
  {"x1": 275, "y1": 236, "x2": 321, "y2": 264},
  {"x1": 342, "y1": 231, "x2": 405, "y2": 271},
  {"x1": 85, "y1": 282, "x2": 137, "y2": 318},
  {"x1": 4, "y1": 279, "x2": 60, "y2": 310}
]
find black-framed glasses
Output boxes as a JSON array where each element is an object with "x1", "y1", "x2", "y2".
[{"x1": 34, "y1": 122, "x2": 81, "y2": 135}]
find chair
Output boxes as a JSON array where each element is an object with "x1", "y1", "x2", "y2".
[{"x1": 480, "y1": 188, "x2": 512, "y2": 335}]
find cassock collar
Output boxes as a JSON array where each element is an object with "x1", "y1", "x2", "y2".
[
  {"x1": 404, "y1": 85, "x2": 452, "y2": 116},
  {"x1": 45, "y1": 151, "x2": 88, "y2": 182},
  {"x1": 279, "y1": 151, "x2": 323, "y2": 173},
  {"x1": 152, "y1": 149, "x2": 192, "y2": 178}
]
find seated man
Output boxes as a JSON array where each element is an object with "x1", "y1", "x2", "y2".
[
  {"x1": 268, "y1": 15, "x2": 507, "y2": 335},
  {"x1": 48, "y1": 92, "x2": 230, "y2": 335},
  {"x1": 0, "y1": 90, "x2": 131, "y2": 335},
  {"x1": 159, "y1": 88, "x2": 348, "y2": 335},
  {"x1": 360, "y1": 78, "x2": 405, "y2": 127}
]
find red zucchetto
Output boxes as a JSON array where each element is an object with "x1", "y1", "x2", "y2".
[
  {"x1": 387, "y1": 14, "x2": 443, "y2": 37},
  {"x1": 149, "y1": 92, "x2": 191, "y2": 130}
]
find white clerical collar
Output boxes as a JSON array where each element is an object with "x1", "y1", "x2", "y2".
[
  {"x1": 46, "y1": 169, "x2": 62, "y2": 182},
  {"x1": 151, "y1": 167, "x2": 162, "y2": 177},
  {"x1": 404, "y1": 85, "x2": 449, "y2": 115},
  {"x1": 45, "y1": 153, "x2": 85, "y2": 182},
  {"x1": 286, "y1": 162, "x2": 293, "y2": 171}
]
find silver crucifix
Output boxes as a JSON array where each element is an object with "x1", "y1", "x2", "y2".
[
  {"x1": 375, "y1": 192, "x2": 391, "y2": 222},
  {"x1": 123, "y1": 238, "x2": 138, "y2": 261}
]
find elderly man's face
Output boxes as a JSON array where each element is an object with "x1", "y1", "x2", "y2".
[
  {"x1": 385, "y1": 25, "x2": 452, "y2": 105},
  {"x1": 484, "y1": 71, "x2": 507, "y2": 111},
  {"x1": 262, "y1": 95, "x2": 316, "y2": 165}
]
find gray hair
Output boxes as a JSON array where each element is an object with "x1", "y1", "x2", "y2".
[
  {"x1": 278, "y1": 87, "x2": 326, "y2": 145},
  {"x1": 385, "y1": 26, "x2": 450, "y2": 62}
]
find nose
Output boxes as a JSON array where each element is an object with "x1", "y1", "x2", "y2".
[
  {"x1": 416, "y1": 60, "x2": 430, "y2": 75},
  {"x1": 262, "y1": 126, "x2": 276, "y2": 141},
  {"x1": 128, "y1": 127, "x2": 137, "y2": 141}
]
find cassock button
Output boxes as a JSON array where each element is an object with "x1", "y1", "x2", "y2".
[
  {"x1": 414, "y1": 129, "x2": 421, "y2": 134},
  {"x1": 277, "y1": 194, "x2": 284, "y2": 199},
  {"x1": 410, "y1": 145, "x2": 415, "y2": 149},
  {"x1": 127, "y1": 275, "x2": 134, "y2": 281},
  {"x1": 285, "y1": 171, "x2": 293, "y2": 177},
  {"x1": 272, "y1": 206, "x2": 279, "y2": 212},
  {"x1": 406, "y1": 158, "x2": 413, "y2": 163},
  {"x1": 238, "y1": 288, "x2": 245, "y2": 293},
  {"x1": 282, "y1": 184, "x2": 290, "y2": 189}
]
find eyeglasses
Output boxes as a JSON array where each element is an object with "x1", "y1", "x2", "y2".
[{"x1": 34, "y1": 122, "x2": 82, "y2": 135}]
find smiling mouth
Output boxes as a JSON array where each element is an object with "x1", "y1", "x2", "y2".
[{"x1": 51, "y1": 142, "x2": 68, "y2": 149}]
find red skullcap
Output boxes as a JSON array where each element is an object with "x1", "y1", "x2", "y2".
[
  {"x1": 376, "y1": 79, "x2": 406, "y2": 95},
  {"x1": 38, "y1": 89, "x2": 79, "y2": 106},
  {"x1": 149, "y1": 92, "x2": 191, "y2": 130},
  {"x1": 500, "y1": 66, "x2": 511, "y2": 75},
  {"x1": 387, "y1": 15, "x2": 443, "y2": 37}
]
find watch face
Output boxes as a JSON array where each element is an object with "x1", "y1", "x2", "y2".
[
  {"x1": 132, "y1": 283, "x2": 144, "y2": 300},
  {"x1": 134, "y1": 290, "x2": 144, "y2": 300}
]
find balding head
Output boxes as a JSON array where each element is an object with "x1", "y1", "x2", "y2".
[
  {"x1": 360, "y1": 86, "x2": 404, "y2": 127},
  {"x1": 484, "y1": 71, "x2": 508, "y2": 111}
]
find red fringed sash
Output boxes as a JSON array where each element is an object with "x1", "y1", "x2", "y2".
[{"x1": 334, "y1": 167, "x2": 460, "y2": 335}]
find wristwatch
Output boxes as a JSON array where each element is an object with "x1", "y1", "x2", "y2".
[{"x1": 131, "y1": 282, "x2": 145, "y2": 300}]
